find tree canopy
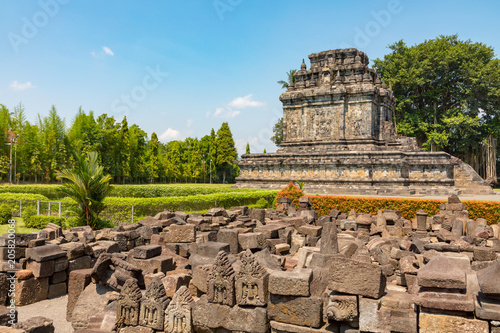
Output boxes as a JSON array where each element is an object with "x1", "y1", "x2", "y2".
[
  {"x1": 0, "y1": 104, "x2": 240, "y2": 184},
  {"x1": 375, "y1": 35, "x2": 500, "y2": 180}
]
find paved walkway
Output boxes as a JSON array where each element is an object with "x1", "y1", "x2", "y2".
[{"x1": 17, "y1": 295, "x2": 73, "y2": 332}]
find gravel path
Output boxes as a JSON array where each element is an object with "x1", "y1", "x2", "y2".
[{"x1": 17, "y1": 295, "x2": 74, "y2": 332}]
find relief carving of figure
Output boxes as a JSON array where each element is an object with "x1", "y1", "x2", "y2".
[
  {"x1": 235, "y1": 249, "x2": 269, "y2": 306},
  {"x1": 207, "y1": 251, "x2": 236, "y2": 306},
  {"x1": 165, "y1": 286, "x2": 195, "y2": 333},
  {"x1": 140, "y1": 276, "x2": 170, "y2": 330}
]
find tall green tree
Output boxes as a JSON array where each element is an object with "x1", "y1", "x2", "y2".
[
  {"x1": 215, "y1": 122, "x2": 238, "y2": 183},
  {"x1": 57, "y1": 151, "x2": 111, "y2": 229},
  {"x1": 271, "y1": 117, "x2": 283, "y2": 147},
  {"x1": 374, "y1": 35, "x2": 500, "y2": 180},
  {"x1": 245, "y1": 142, "x2": 250, "y2": 154}
]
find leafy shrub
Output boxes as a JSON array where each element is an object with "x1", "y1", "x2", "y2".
[
  {"x1": 25, "y1": 215, "x2": 64, "y2": 229},
  {"x1": 66, "y1": 217, "x2": 82, "y2": 229},
  {"x1": 22, "y1": 206, "x2": 36, "y2": 224},
  {"x1": 249, "y1": 198, "x2": 270, "y2": 209},
  {"x1": 0, "y1": 204, "x2": 12, "y2": 224},
  {"x1": 276, "y1": 181, "x2": 305, "y2": 209}
]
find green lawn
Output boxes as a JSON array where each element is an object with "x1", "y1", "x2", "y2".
[
  {"x1": 494, "y1": 189, "x2": 500, "y2": 192},
  {"x1": 0, "y1": 217, "x2": 41, "y2": 236}
]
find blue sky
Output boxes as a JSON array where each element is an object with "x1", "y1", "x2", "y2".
[{"x1": 0, "y1": 0, "x2": 499, "y2": 154}]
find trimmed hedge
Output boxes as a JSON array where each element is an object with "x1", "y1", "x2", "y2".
[
  {"x1": 99, "y1": 190, "x2": 278, "y2": 223},
  {"x1": 0, "y1": 184, "x2": 255, "y2": 200},
  {"x1": 58, "y1": 190, "x2": 278, "y2": 224},
  {"x1": 304, "y1": 195, "x2": 500, "y2": 224},
  {"x1": 108, "y1": 185, "x2": 247, "y2": 198},
  {"x1": 0, "y1": 185, "x2": 62, "y2": 200},
  {"x1": 25, "y1": 215, "x2": 65, "y2": 229}
]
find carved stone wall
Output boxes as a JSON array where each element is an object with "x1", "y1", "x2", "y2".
[{"x1": 235, "y1": 48, "x2": 493, "y2": 195}]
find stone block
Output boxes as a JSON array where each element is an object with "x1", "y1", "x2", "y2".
[
  {"x1": 68, "y1": 255, "x2": 92, "y2": 273},
  {"x1": 270, "y1": 321, "x2": 338, "y2": 333},
  {"x1": 13, "y1": 316, "x2": 54, "y2": 333},
  {"x1": 59, "y1": 242, "x2": 85, "y2": 260},
  {"x1": 54, "y1": 257, "x2": 69, "y2": 272},
  {"x1": 419, "y1": 312, "x2": 488, "y2": 333},
  {"x1": 48, "y1": 282, "x2": 67, "y2": 299},
  {"x1": 0, "y1": 305, "x2": 17, "y2": 326},
  {"x1": 216, "y1": 229, "x2": 239, "y2": 254},
  {"x1": 269, "y1": 268, "x2": 312, "y2": 297},
  {"x1": 359, "y1": 297, "x2": 388, "y2": 332},
  {"x1": 321, "y1": 222, "x2": 339, "y2": 254},
  {"x1": 132, "y1": 244, "x2": 162, "y2": 259},
  {"x1": 192, "y1": 264, "x2": 212, "y2": 293},
  {"x1": 28, "y1": 238, "x2": 45, "y2": 248},
  {"x1": 50, "y1": 270, "x2": 67, "y2": 284},
  {"x1": 417, "y1": 256, "x2": 466, "y2": 289},
  {"x1": 254, "y1": 224, "x2": 286, "y2": 239},
  {"x1": 192, "y1": 295, "x2": 268, "y2": 333},
  {"x1": 326, "y1": 257, "x2": 386, "y2": 299},
  {"x1": 66, "y1": 269, "x2": 93, "y2": 321},
  {"x1": 26, "y1": 259, "x2": 54, "y2": 278},
  {"x1": 127, "y1": 255, "x2": 174, "y2": 275},
  {"x1": 416, "y1": 290, "x2": 474, "y2": 312},
  {"x1": 268, "y1": 294, "x2": 322, "y2": 328},
  {"x1": 25, "y1": 244, "x2": 66, "y2": 262},
  {"x1": 164, "y1": 224, "x2": 196, "y2": 243},
  {"x1": 14, "y1": 277, "x2": 49, "y2": 305},
  {"x1": 193, "y1": 242, "x2": 230, "y2": 258},
  {"x1": 161, "y1": 273, "x2": 191, "y2": 298},
  {"x1": 473, "y1": 247, "x2": 497, "y2": 261},
  {"x1": 238, "y1": 232, "x2": 265, "y2": 250},
  {"x1": 298, "y1": 225, "x2": 322, "y2": 237}
]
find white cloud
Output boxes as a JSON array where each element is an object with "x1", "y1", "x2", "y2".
[
  {"x1": 228, "y1": 110, "x2": 240, "y2": 118},
  {"x1": 92, "y1": 46, "x2": 114, "y2": 58},
  {"x1": 103, "y1": 46, "x2": 114, "y2": 56},
  {"x1": 10, "y1": 81, "x2": 35, "y2": 91},
  {"x1": 213, "y1": 94, "x2": 264, "y2": 119},
  {"x1": 159, "y1": 128, "x2": 181, "y2": 141},
  {"x1": 228, "y1": 94, "x2": 265, "y2": 109}
]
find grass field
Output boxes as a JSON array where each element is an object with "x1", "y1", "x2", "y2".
[{"x1": 0, "y1": 217, "x2": 41, "y2": 235}]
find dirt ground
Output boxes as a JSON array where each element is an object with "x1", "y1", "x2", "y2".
[{"x1": 17, "y1": 295, "x2": 74, "y2": 332}]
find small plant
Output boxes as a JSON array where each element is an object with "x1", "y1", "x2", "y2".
[
  {"x1": 296, "y1": 181, "x2": 306, "y2": 190},
  {"x1": 0, "y1": 204, "x2": 12, "y2": 224},
  {"x1": 276, "y1": 181, "x2": 305, "y2": 209}
]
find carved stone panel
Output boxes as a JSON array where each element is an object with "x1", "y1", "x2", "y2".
[
  {"x1": 324, "y1": 293, "x2": 358, "y2": 322},
  {"x1": 140, "y1": 276, "x2": 170, "y2": 330},
  {"x1": 206, "y1": 251, "x2": 236, "y2": 306},
  {"x1": 165, "y1": 286, "x2": 195, "y2": 333},
  {"x1": 235, "y1": 249, "x2": 269, "y2": 306},
  {"x1": 117, "y1": 278, "x2": 142, "y2": 326}
]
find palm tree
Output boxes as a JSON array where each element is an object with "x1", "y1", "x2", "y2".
[
  {"x1": 277, "y1": 69, "x2": 297, "y2": 89},
  {"x1": 57, "y1": 151, "x2": 111, "y2": 229}
]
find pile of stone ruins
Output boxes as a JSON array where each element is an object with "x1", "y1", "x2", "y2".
[{"x1": 1, "y1": 194, "x2": 500, "y2": 332}]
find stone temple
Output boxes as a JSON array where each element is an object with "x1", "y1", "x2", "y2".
[{"x1": 235, "y1": 48, "x2": 493, "y2": 195}]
